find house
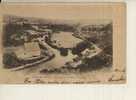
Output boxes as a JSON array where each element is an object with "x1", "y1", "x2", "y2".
[
  {"x1": 81, "y1": 45, "x2": 102, "y2": 59},
  {"x1": 81, "y1": 48, "x2": 91, "y2": 56},
  {"x1": 31, "y1": 25, "x2": 39, "y2": 30},
  {"x1": 14, "y1": 42, "x2": 41, "y2": 60},
  {"x1": 26, "y1": 29, "x2": 52, "y2": 36}
]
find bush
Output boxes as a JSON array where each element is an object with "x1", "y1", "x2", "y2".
[
  {"x1": 60, "y1": 48, "x2": 68, "y2": 56},
  {"x1": 3, "y1": 23, "x2": 24, "y2": 47},
  {"x1": 3, "y1": 53, "x2": 21, "y2": 68},
  {"x1": 72, "y1": 41, "x2": 89, "y2": 55}
]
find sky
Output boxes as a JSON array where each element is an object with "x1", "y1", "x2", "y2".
[{"x1": 1, "y1": 4, "x2": 113, "y2": 23}]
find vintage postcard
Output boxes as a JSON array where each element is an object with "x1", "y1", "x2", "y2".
[{"x1": 0, "y1": 3, "x2": 126, "y2": 84}]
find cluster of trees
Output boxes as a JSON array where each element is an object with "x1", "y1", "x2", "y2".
[
  {"x1": 3, "y1": 52, "x2": 21, "y2": 68},
  {"x1": 3, "y1": 23, "x2": 23, "y2": 47},
  {"x1": 3, "y1": 22, "x2": 77, "y2": 47},
  {"x1": 3, "y1": 22, "x2": 34, "y2": 47},
  {"x1": 59, "y1": 48, "x2": 68, "y2": 56},
  {"x1": 71, "y1": 23, "x2": 113, "y2": 71},
  {"x1": 77, "y1": 52, "x2": 112, "y2": 72},
  {"x1": 71, "y1": 41, "x2": 92, "y2": 55},
  {"x1": 81, "y1": 23, "x2": 113, "y2": 55},
  {"x1": 47, "y1": 24, "x2": 76, "y2": 33},
  {"x1": 59, "y1": 41, "x2": 92, "y2": 57}
]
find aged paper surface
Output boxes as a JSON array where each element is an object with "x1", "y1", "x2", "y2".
[
  {"x1": 0, "y1": 3, "x2": 126, "y2": 84},
  {"x1": 2, "y1": 0, "x2": 124, "y2": 3}
]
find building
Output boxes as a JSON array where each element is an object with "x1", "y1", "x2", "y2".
[
  {"x1": 14, "y1": 42, "x2": 41, "y2": 61},
  {"x1": 25, "y1": 29, "x2": 52, "y2": 38}
]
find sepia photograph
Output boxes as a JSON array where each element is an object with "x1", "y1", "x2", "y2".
[{"x1": 0, "y1": 3, "x2": 126, "y2": 84}]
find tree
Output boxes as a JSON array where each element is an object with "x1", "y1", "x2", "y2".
[
  {"x1": 72, "y1": 42, "x2": 89, "y2": 55},
  {"x1": 3, "y1": 53, "x2": 21, "y2": 68},
  {"x1": 60, "y1": 48, "x2": 68, "y2": 56}
]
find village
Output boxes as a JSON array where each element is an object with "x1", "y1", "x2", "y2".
[{"x1": 3, "y1": 16, "x2": 112, "y2": 73}]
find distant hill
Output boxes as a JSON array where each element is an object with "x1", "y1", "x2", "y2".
[{"x1": 3, "y1": 15, "x2": 111, "y2": 26}]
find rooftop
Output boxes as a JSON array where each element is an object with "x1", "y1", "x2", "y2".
[{"x1": 14, "y1": 42, "x2": 41, "y2": 60}]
